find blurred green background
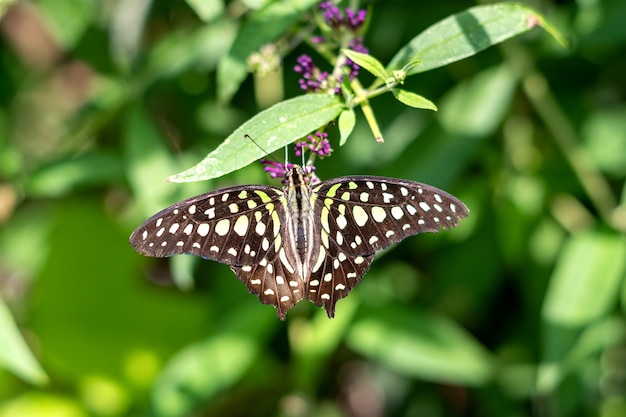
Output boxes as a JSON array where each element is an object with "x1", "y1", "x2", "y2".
[{"x1": 1, "y1": 0, "x2": 626, "y2": 416}]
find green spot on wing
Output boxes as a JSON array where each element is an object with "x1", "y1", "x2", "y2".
[{"x1": 326, "y1": 183, "x2": 342, "y2": 198}]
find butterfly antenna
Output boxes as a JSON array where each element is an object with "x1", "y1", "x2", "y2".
[{"x1": 245, "y1": 134, "x2": 282, "y2": 164}]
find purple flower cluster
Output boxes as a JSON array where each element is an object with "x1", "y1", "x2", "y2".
[
  {"x1": 319, "y1": 1, "x2": 366, "y2": 30},
  {"x1": 294, "y1": 54, "x2": 330, "y2": 92},
  {"x1": 295, "y1": 131, "x2": 332, "y2": 157},
  {"x1": 294, "y1": 2, "x2": 369, "y2": 93}
]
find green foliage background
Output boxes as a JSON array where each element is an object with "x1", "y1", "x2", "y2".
[{"x1": 1, "y1": 0, "x2": 626, "y2": 416}]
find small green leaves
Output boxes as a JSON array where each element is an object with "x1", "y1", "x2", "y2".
[
  {"x1": 168, "y1": 94, "x2": 343, "y2": 182},
  {"x1": 391, "y1": 89, "x2": 437, "y2": 111},
  {"x1": 338, "y1": 109, "x2": 356, "y2": 146},
  {"x1": 342, "y1": 49, "x2": 388, "y2": 80}
]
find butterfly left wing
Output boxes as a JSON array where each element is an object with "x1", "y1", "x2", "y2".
[{"x1": 130, "y1": 184, "x2": 308, "y2": 319}]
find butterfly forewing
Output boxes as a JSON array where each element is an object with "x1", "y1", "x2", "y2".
[
  {"x1": 130, "y1": 167, "x2": 469, "y2": 319},
  {"x1": 130, "y1": 185, "x2": 283, "y2": 263},
  {"x1": 312, "y1": 176, "x2": 468, "y2": 255}
]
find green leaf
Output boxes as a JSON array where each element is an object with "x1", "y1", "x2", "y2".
[
  {"x1": 391, "y1": 89, "x2": 437, "y2": 111},
  {"x1": 168, "y1": 94, "x2": 343, "y2": 182},
  {"x1": 387, "y1": 3, "x2": 567, "y2": 76},
  {"x1": 338, "y1": 108, "x2": 356, "y2": 146},
  {"x1": 36, "y1": 0, "x2": 95, "y2": 48},
  {"x1": 438, "y1": 64, "x2": 518, "y2": 137},
  {"x1": 0, "y1": 294, "x2": 48, "y2": 385},
  {"x1": 144, "y1": 21, "x2": 237, "y2": 84},
  {"x1": 185, "y1": 0, "x2": 224, "y2": 22},
  {"x1": 150, "y1": 305, "x2": 277, "y2": 417},
  {"x1": 217, "y1": 0, "x2": 319, "y2": 103},
  {"x1": 26, "y1": 152, "x2": 123, "y2": 198},
  {"x1": 342, "y1": 49, "x2": 388, "y2": 80},
  {"x1": 347, "y1": 307, "x2": 494, "y2": 386},
  {"x1": 124, "y1": 105, "x2": 181, "y2": 214},
  {"x1": 542, "y1": 229, "x2": 626, "y2": 327},
  {"x1": 289, "y1": 296, "x2": 358, "y2": 390}
]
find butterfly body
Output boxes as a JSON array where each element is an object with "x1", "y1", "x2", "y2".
[{"x1": 130, "y1": 166, "x2": 468, "y2": 319}]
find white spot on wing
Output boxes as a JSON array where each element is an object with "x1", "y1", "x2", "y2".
[
  {"x1": 353, "y1": 206, "x2": 368, "y2": 226},
  {"x1": 371, "y1": 206, "x2": 387, "y2": 222},
  {"x1": 391, "y1": 206, "x2": 404, "y2": 219},
  {"x1": 197, "y1": 223, "x2": 210, "y2": 236},
  {"x1": 336, "y1": 215, "x2": 347, "y2": 230},
  {"x1": 233, "y1": 216, "x2": 249, "y2": 236},
  {"x1": 215, "y1": 219, "x2": 230, "y2": 236}
]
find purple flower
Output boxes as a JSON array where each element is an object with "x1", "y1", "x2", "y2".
[
  {"x1": 319, "y1": 1, "x2": 343, "y2": 28},
  {"x1": 345, "y1": 8, "x2": 367, "y2": 30},
  {"x1": 260, "y1": 159, "x2": 294, "y2": 179},
  {"x1": 294, "y1": 54, "x2": 331, "y2": 92},
  {"x1": 294, "y1": 131, "x2": 332, "y2": 157},
  {"x1": 319, "y1": 1, "x2": 366, "y2": 31},
  {"x1": 259, "y1": 159, "x2": 320, "y2": 184}
]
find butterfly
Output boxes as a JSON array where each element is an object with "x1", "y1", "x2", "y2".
[{"x1": 130, "y1": 166, "x2": 468, "y2": 319}]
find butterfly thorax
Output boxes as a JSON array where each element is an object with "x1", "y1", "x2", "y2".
[{"x1": 282, "y1": 166, "x2": 319, "y2": 281}]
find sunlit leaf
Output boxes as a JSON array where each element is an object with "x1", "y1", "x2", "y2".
[
  {"x1": 0, "y1": 294, "x2": 48, "y2": 385},
  {"x1": 439, "y1": 64, "x2": 518, "y2": 137},
  {"x1": 26, "y1": 152, "x2": 123, "y2": 198},
  {"x1": 347, "y1": 307, "x2": 493, "y2": 386},
  {"x1": 168, "y1": 94, "x2": 343, "y2": 182},
  {"x1": 542, "y1": 229, "x2": 626, "y2": 327},
  {"x1": 150, "y1": 305, "x2": 277, "y2": 417},
  {"x1": 387, "y1": 3, "x2": 567, "y2": 76},
  {"x1": 185, "y1": 0, "x2": 224, "y2": 22},
  {"x1": 391, "y1": 89, "x2": 437, "y2": 111},
  {"x1": 143, "y1": 22, "x2": 237, "y2": 83},
  {"x1": 342, "y1": 49, "x2": 388, "y2": 80},
  {"x1": 338, "y1": 108, "x2": 356, "y2": 146}
]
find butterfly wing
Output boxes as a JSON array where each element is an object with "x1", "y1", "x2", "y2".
[
  {"x1": 306, "y1": 176, "x2": 468, "y2": 316},
  {"x1": 130, "y1": 184, "x2": 305, "y2": 318}
]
